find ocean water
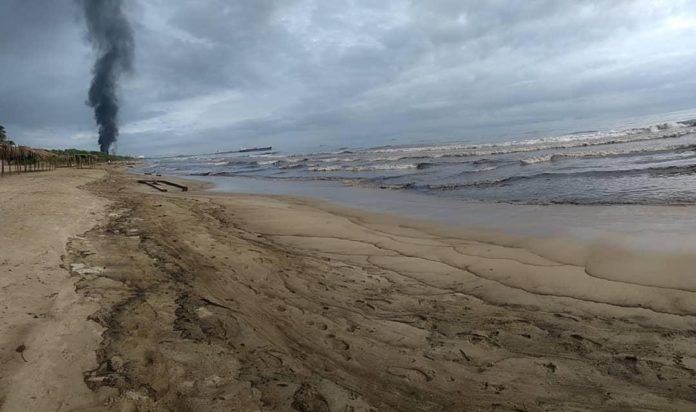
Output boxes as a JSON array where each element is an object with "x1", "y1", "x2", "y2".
[{"x1": 140, "y1": 118, "x2": 696, "y2": 205}]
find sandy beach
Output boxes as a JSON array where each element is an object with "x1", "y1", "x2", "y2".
[{"x1": 2, "y1": 168, "x2": 696, "y2": 411}]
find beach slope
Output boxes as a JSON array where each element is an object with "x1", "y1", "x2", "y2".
[{"x1": 3, "y1": 168, "x2": 696, "y2": 411}]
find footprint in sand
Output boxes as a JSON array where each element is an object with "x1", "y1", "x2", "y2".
[
  {"x1": 386, "y1": 366, "x2": 433, "y2": 383},
  {"x1": 327, "y1": 334, "x2": 350, "y2": 351},
  {"x1": 307, "y1": 320, "x2": 329, "y2": 330}
]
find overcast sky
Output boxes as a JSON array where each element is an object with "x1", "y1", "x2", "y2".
[{"x1": 1, "y1": 0, "x2": 696, "y2": 155}]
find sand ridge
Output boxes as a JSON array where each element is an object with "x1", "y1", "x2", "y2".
[{"x1": 60, "y1": 170, "x2": 696, "y2": 411}]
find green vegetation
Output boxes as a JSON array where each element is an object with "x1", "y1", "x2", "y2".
[
  {"x1": 50, "y1": 149, "x2": 133, "y2": 161},
  {"x1": 0, "y1": 124, "x2": 16, "y2": 146}
]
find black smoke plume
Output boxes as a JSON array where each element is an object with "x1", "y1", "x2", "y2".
[{"x1": 81, "y1": 0, "x2": 134, "y2": 153}]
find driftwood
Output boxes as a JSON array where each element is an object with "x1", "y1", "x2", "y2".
[
  {"x1": 137, "y1": 179, "x2": 188, "y2": 192},
  {"x1": 155, "y1": 180, "x2": 188, "y2": 191},
  {"x1": 137, "y1": 180, "x2": 168, "y2": 192}
]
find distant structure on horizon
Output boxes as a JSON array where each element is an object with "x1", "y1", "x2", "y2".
[
  {"x1": 238, "y1": 146, "x2": 272, "y2": 153},
  {"x1": 215, "y1": 146, "x2": 273, "y2": 155}
]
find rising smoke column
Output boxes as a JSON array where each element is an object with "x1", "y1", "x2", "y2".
[{"x1": 81, "y1": 0, "x2": 134, "y2": 153}]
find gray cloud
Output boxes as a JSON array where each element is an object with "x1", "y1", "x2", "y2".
[{"x1": 1, "y1": 0, "x2": 695, "y2": 155}]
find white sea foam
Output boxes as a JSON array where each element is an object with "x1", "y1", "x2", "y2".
[
  {"x1": 366, "y1": 124, "x2": 696, "y2": 159},
  {"x1": 314, "y1": 157, "x2": 359, "y2": 163},
  {"x1": 140, "y1": 116, "x2": 696, "y2": 206},
  {"x1": 307, "y1": 163, "x2": 424, "y2": 172},
  {"x1": 520, "y1": 155, "x2": 554, "y2": 165},
  {"x1": 519, "y1": 143, "x2": 696, "y2": 166}
]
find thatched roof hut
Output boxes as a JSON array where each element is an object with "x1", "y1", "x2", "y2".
[
  {"x1": 0, "y1": 144, "x2": 61, "y2": 175},
  {"x1": 24, "y1": 147, "x2": 58, "y2": 159},
  {"x1": 1, "y1": 144, "x2": 101, "y2": 176},
  {"x1": 0, "y1": 144, "x2": 56, "y2": 161}
]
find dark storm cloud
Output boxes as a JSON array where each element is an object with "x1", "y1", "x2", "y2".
[
  {"x1": 2, "y1": 0, "x2": 696, "y2": 154},
  {"x1": 0, "y1": 1, "x2": 90, "y2": 132}
]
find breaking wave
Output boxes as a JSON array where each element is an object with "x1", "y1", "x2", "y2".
[
  {"x1": 140, "y1": 117, "x2": 696, "y2": 205},
  {"x1": 307, "y1": 162, "x2": 432, "y2": 172}
]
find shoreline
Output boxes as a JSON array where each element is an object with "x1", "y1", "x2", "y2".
[
  {"x1": 2, "y1": 168, "x2": 696, "y2": 410},
  {"x1": 166, "y1": 172, "x2": 696, "y2": 282},
  {"x1": 179, "y1": 172, "x2": 696, "y2": 227}
]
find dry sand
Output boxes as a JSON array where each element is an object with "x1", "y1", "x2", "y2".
[
  {"x1": 0, "y1": 168, "x2": 109, "y2": 411},
  {"x1": 2, "y1": 168, "x2": 696, "y2": 411}
]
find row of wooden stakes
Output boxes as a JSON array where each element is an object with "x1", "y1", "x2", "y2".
[{"x1": 0, "y1": 144, "x2": 99, "y2": 176}]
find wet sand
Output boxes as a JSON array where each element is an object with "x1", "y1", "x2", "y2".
[{"x1": 2, "y1": 168, "x2": 696, "y2": 411}]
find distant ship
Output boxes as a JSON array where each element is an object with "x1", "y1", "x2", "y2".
[
  {"x1": 213, "y1": 146, "x2": 273, "y2": 155},
  {"x1": 238, "y1": 146, "x2": 272, "y2": 153}
]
